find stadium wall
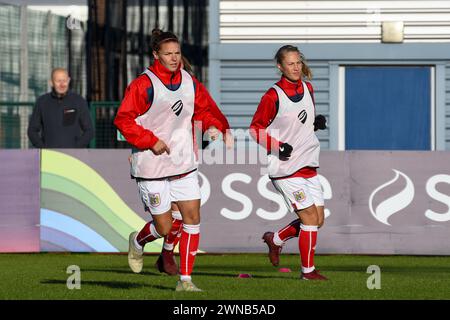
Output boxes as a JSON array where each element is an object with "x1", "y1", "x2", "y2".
[
  {"x1": 0, "y1": 149, "x2": 449, "y2": 255},
  {"x1": 0, "y1": 150, "x2": 40, "y2": 252}
]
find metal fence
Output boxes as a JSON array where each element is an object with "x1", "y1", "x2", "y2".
[
  {"x1": 0, "y1": 102, "x2": 34, "y2": 148},
  {"x1": 89, "y1": 101, "x2": 130, "y2": 149},
  {"x1": 0, "y1": 101, "x2": 131, "y2": 149}
]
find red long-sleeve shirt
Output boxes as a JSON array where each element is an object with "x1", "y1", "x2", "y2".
[
  {"x1": 114, "y1": 59, "x2": 226, "y2": 150},
  {"x1": 250, "y1": 76, "x2": 317, "y2": 178}
]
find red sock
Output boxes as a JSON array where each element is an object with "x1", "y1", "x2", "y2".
[
  {"x1": 136, "y1": 221, "x2": 161, "y2": 247},
  {"x1": 163, "y1": 218, "x2": 183, "y2": 251},
  {"x1": 277, "y1": 219, "x2": 301, "y2": 242},
  {"x1": 179, "y1": 224, "x2": 200, "y2": 276},
  {"x1": 298, "y1": 224, "x2": 318, "y2": 273},
  {"x1": 172, "y1": 226, "x2": 182, "y2": 249}
]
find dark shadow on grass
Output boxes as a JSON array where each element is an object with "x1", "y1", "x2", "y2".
[
  {"x1": 82, "y1": 268, "x2": 292, "y2": 280},
  {"x1": 81, "y1": 268, "x2": 161, "y2": 276},
  {"x1": 194, "y1": 271, "x2": 295, "y2": 280},
  {"x1": 40, "y1": 279, "x2": 173, "y2": 291}
]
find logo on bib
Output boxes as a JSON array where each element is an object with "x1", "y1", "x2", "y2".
[
  {"x1": 298, "y1": 110, "x2": 307, "y2": 124},
  {"x1": 293, "y1": 189, "x2": 306, "y2": 202},
  {"x1": 149, "y1": 193, "x2": 161, "y2": 207},
  {"x1": 171, "y1": 100, "x2": 183, "y2": 116}
]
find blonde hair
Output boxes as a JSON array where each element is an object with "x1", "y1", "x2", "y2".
[{"x1": 274, "y1": 45, "x2": 312, "y2": 80}]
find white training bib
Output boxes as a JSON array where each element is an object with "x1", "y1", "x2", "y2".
[
  {"x1": 266, "y1": 81, "x2": 320, "y2": 178},
  {"x1": 130, "y1": 69, "x2": 198, "y2": 179}
]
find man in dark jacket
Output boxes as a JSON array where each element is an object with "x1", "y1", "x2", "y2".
[{"x1": 28, "y1": 68, "x2": 94, "y2": 148}]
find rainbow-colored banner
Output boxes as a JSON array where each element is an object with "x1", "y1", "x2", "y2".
[{"x1": 40, "y1": 150, "x2": 163, "y2": 253}]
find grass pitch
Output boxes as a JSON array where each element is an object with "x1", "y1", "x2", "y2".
[{"x1": 0, "y1": 253, "x2": 449, "y2": 300}]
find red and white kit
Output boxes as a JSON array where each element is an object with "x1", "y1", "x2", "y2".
[
  {"x1": 251, "y1": 75, "x2": 324, "y2": 276},
  {"x1": 114, "y1": 59, "x2": 225, "y2": 280},
  {"x1": 131, "y1": 68, "x2": 198, "y2": 180},
  {"x1": 115, "y1": 60, "x2": 224, "y2": 214},
  {"x1": 251, "y1": 76, "x2": 323, "y2": 212}
]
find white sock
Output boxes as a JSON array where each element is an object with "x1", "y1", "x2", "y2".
[
  {"x1": 180, "y1": 275, "x2": 192, "y2": 282},
  {"x1": 183, "y1": 223, "x2": 200, "y2": 234},
  {"x1": 163, "y1": 242, "x2": 174, "y2": 251},
  {"x1": 302, "y1": 266, "x2": 315, "y2": 273},
  {"x1": 133, "y1": 235, "x2": 143, "y2": 252},
  {"x1": 273, "y1": 232, "x2": 284, "y2": 246},
  {"x1": 150, "y1": 221, "x2": 162, "y2": 238}
]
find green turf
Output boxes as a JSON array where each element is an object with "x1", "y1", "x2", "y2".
[{"x1": 0, "y1": 253, "x2": 449, "y2": 300}]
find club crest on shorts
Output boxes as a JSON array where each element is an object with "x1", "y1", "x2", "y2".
[
  {"x1": 148, "y1": 193, "x2": 161, "y2": 207},
  {"x1": 293, "y1": 189, "x2": 306, "y2": 202}
]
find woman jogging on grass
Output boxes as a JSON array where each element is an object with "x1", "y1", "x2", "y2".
[
  {"x1": 114, "y1": 28, "x2": 230, "y2": 291},
  {"x1": 250, "y1": 45, "x2": 328, "y2": 280}
]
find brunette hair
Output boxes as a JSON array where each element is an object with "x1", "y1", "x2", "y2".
[
  {"x1": 151, "y1": 28, "x2": 179, "y2": 52},
  {"x1": 181, "y1": 55, "x2": 194, "y2": 75}
]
